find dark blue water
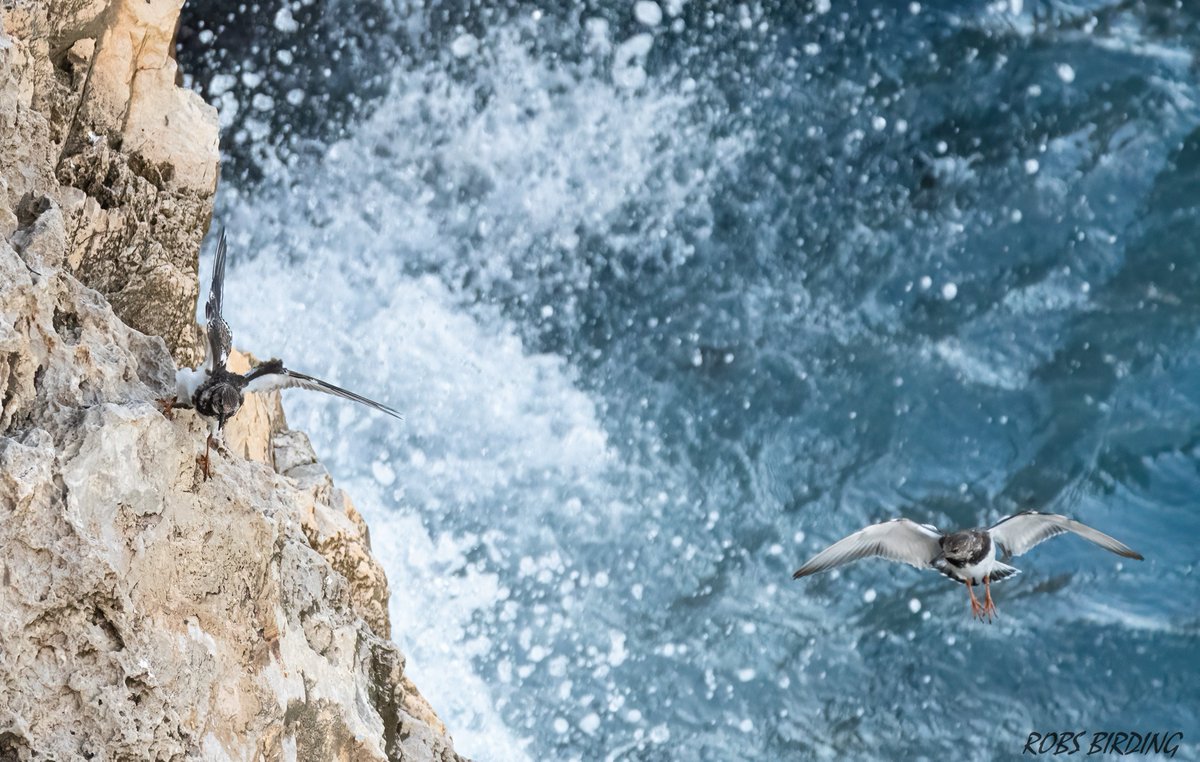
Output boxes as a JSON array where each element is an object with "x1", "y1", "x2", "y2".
[{"x1": 180, "y1": 1, "x2": 1200, "y2": 758}]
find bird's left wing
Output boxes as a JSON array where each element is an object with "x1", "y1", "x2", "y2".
[
  {"x1": 244, "y1": 359, "x2": 403, "y2": 420},
  {"x1": 792, "y1": 518, "x2": 943, "y2": 579},
  {"x1": 987, "y1": 511, "x2": 1143, "y2": 561},
  {"x1": 205, "y1": 229, "x2": 232, "y2": 373}
]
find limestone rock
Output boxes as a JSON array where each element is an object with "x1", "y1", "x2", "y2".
[
  {"x1": 0, "y1": 192, "x2": 464, "y2": 762},
  {"x1": 1, "y1": 0, "x2": 219, "y2": 366},
  {"x1": 0, "y1": 2, "x2": 463, "y2": 757},
  {"x1": 221, "y1": 351, "x2": 393, "y2": 642}
]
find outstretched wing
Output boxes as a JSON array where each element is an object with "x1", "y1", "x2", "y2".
[
  {"x1": 792, "y1": 519, "x2": 943, "y2": 579},
  {"x1": 987, "y1": 511, "x2": 1143, "y2": 561},
  {"x1": 243, "y1": 359, "x2": 403, "y2": 420},
  {"x1": 205, "y1": 229, "x2": 232, "y2": 373}
]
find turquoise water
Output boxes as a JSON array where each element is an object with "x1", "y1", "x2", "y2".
[{"x1": 181, "y1": 2, "x2": 1199, "y2": 758}]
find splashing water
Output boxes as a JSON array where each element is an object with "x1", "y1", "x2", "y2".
[{"x1": 184, "y1": 2, "x2": 1200, "y2": 759}]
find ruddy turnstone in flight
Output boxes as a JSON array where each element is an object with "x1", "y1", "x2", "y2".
[
  {"x1": 166, "y1": 229, "x2": 402, "y2": 478},
  {"x1": 791, "y1": 511, "x2": 1143, "y2": 620}
]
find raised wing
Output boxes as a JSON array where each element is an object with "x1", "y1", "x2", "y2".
[
  {"x1": 988, "y1": 511, "x2": 1143, "y2": 561},
  {"x1": 205, "y1": 229, "x2": 232, "y2": 373},
  {"x1": 792, "y1": 518, "x2": 943, "y2": 579},
  {"x1": 244, "y1": 359, "x2": 403, "y2": 420}
]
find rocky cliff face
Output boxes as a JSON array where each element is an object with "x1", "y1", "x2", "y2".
[
  {"x1": 0, "y1": 2, "x2": 462, "y2": 760},
  {"x1": 2, "y1": 0, "x2": 217, "y2": 367}
]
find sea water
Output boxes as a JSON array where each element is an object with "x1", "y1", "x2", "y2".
[{"x1": 179, "y1": 2, "x2": 1200, "y2": 759}]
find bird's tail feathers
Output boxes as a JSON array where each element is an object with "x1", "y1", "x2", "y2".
[{"x1": 988, "y1": 562, "x2": 1021, "y2": 583}]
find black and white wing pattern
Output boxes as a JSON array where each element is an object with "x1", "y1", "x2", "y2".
[
  {"x1": 987, "y1": 511, "x2": 1143, "y2": 561},
  {"x1": 205, "y1": 229, "x2": 232, "y2": 373},
  {"x1": 244, "y1": 359, "x2": 403, "y2": 420},
  {"x1": 793, "y1": 519, "x2": 943, "y2": 579}
]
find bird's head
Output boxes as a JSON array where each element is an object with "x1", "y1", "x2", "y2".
[
  {"x1": 213, "y1": 384, "x2": 242, "y2": 427},
  {"x1": 940, "y1": 532, "x2": 977, "y2": 558}
]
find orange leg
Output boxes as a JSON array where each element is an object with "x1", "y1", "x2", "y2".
[
  {"x1": 965, "y1": 580, "x2": 983, "y2": 619},
  {"x1": 157, "y1": 397, "x2": 176, "y2": 420},
  {"x1": 983, "y1": 575, "x2": 997, "y2": 621}
]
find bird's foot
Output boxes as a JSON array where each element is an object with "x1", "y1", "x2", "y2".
[
  {"x1": 982, "y1": 597, "x2": 998, "y2": 622},
  {"x1": 970, "y1": 598, "x2": 986, "y2": 620},
  {"x1": 157, "y1": 397, "x2": 176, "y2": 420},
  {"x1": 982, "y1": 578, "x2": 998, "y2": 622}
]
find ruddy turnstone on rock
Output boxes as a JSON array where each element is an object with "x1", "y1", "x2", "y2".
[
  {"x1": 165, "y1": 229, "x2": 402, "y2": 478},
  {"x1": 791, "y1": 511, "x2": 1143, "y2": 620}
]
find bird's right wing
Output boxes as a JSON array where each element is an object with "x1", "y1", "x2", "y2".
[
  {"x1": 205, "y1": 229, "x2": 232, "y2": 373},
  {"x1": 987, "y1": 511, "x2": 1143, "y2": 561},
  {"x1": 244, "y1": 360, "x2": 403, "y2": 420},
  {"x1": 792, "y1": 519, "x2": 943, "y2": 579}
]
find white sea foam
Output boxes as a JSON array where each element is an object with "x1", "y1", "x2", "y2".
[
  {"x1": 210, "y1": 23, "x2": 744, "y2": 761},
  {"x1": 218, "y1": 261, "x2": 610, "y2": 760}
]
